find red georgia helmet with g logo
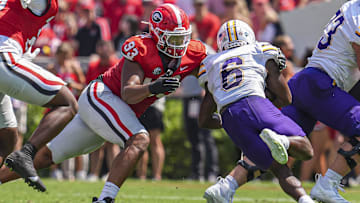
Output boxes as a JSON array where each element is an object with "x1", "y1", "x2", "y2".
[{"x1": 149, "y1": 4, "x2": 192, "y2": 58}]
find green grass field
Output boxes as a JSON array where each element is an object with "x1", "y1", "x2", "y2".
[{"x1": 1, "y1": 178, "x2": 360, "y2": 202}]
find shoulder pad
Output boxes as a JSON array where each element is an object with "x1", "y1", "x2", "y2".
[
  {"x1": 121, "y1": 36, "x2": 150, "y2": 62},
  {"x1": 187, "y1": 40, "x2": 208, "y2": 58}
]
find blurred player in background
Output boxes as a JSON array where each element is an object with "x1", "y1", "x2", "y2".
[
  {"x1": 280, "y1": 1, "x2": 360, "y2": 202},
  {"x1": 199, "y1": 20, "x2": 314, "y2": 203},
  {"x1": 0, "y1": 4, "x2": 207, "y2": 203},
  {"x1": 0, "y1": 0, "x2": 78, "y2": 192}
]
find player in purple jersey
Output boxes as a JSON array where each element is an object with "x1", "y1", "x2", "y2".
[
  {"x1": 208, "y1": 1, "x2": 360, "y2": 202},
  {"x1": 199, "y1": 19, "x2": 314, "y2": 203}
]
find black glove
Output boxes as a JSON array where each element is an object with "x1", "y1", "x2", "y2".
[
  {"x1": 277, "y1": 49, "x2": 286, "y2": 71},
  {"x1": 149, "y1": 77, "x2": 180, "y2": 94}
]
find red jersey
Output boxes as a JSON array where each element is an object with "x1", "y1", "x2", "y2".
[
  {"x1": 0, "y1": 0, "x2": 58, "y2": 52},
  {"x1": 102, "y1": 35, "x2": 207, "y2": 117}
]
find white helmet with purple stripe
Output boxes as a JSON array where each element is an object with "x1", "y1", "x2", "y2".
[{"x1": 217, "y1": 20, "x2": 255, "y2": 51}]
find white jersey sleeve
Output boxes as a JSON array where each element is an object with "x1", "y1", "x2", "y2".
[{"x1": 258, "y1": 42, "x2": 282, "y2": 69}]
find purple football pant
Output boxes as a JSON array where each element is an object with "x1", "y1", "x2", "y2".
[
  {"x1": 282, "y1": 67, "x2": 360, "y2": 137},
  {"x1": 221, "y1": 96, "x2": 305, "y2": 170}
]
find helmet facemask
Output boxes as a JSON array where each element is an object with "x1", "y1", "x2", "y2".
[
  {"x1": 217, "y1": 20, "x2": 255, "y2": 51},
  {"x1": 151, "y1": 24, "x2": 192, "y2": 58}
]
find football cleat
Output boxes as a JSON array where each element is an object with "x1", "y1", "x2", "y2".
[
  {"x1": 5, "y1": 150, "x2": 46, "y2": 192},
  {"x1": 310, "y1": 174, "x2": 350, "y2": 203},
  {"x1": 203, "y1": 177, "x2": 234, "y2": 203},
  {"x1": 92, "y1": 197, "x2": 115, "y2": 203},
  {"x1": 259, "y1": 128, "x2": 288, "y2": 165}
]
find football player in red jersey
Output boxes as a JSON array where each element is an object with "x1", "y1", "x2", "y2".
[
  {"x1": 0, "y1": 0, "x2": 77, "y2": 192},
  {"x1": 0, "y1": 4, "x2": 207, "y2": 202}
]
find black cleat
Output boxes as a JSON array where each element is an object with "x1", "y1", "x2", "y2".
[
  {"x1": 5, "y1": 150, "x2": 46, "y2": 192},
  {"x1": 92, "y1": 197, "x2": 115, "y2": 203}
]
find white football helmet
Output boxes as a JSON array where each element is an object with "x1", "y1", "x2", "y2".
[{"x1": 217, "y1": 20, "x2": 255, "y2": 51}]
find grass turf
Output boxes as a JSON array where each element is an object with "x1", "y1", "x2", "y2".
[{"x1": 0, "y1": 178, "x2": 360, "y2": 202}]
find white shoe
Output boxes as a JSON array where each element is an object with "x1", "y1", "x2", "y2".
[
  {"x1": 349, "y1": 176, "x2": 360, "y2": 187},
  {"x1": 259, "y1": 128, "x2": 288, "y2": 164},
  {"x1": 50, "y1": 169, "x2": 63, "y2": 181},
  {"x1": 203, "y1": 177, "x2": 234, "y2": 203},
  {"x1": 87, "y1": 174, "x2": 99, "y2": 182},
  {"x1": 76, "y1": 170, "x2": 87, "y2": 181},
  {"x1": 310, "y1": 174, "x2": 350, "y2": 203}
]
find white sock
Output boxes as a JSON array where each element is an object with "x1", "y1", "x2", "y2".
[
  {"x1": 324, "y1": 169, "x2": 342, "y2": 183},
  {"x1": 99, "y1": 181, "x2": 120, "y2": 200},
  {"x1": 0, "y1": 181, "x2": 2, "y2": 185},
  {"x1": 278, "y1": 135, "x2": 290, "y2": 150},
  {"x1": 298, "y1": 195, "x2": 314, "y2": 203},
  {"x1": 225, "y1": 175, "x2": 239, "y2": 191}
]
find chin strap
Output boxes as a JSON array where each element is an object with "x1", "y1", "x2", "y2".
[{"x1": 158, "y1": 52, "x2": 182, "y2": 77}]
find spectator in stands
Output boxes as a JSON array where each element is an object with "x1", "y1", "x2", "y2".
[
  {"x1": 250, "y1": 0, "x2": 282, "y2": 42},
  {"x1": 181, "y1": 75, "x2": 219, "y2": 182},
  {"x1": 113, "y1": 15, "x2": 140, "y2": 53},
  {"x1": 85, "y1": 40, "x2": 120, "y2": 181},
  {"x1": 273, "y1": 35, "x2": 297, "y2": 81},
  {"x1": 86, "y1": 40, "x2": 119, "y2": 83},
  {"x1": 207, "y1": 0, "x2": 225, "y2": 17},
  {"x1": 300, "y1": 123, "x2": 334, "y2": 181},
  {"x1": 221, "y1": 0, "x2": 252, "y2": 26},
  {"x1": 272, "y1": 0, "x2": 308, "y2": 12},
  {"x1": 176, "y1": 0, "x2": 194, "y2": 16},
  {"x1": 190, "y1": 0, "x2": 220, "y2": 50},
  {"x1": 137, "y1": 98, "x2": 166, "y2": 181},
  {"x1": 48, "y1": 42, "x2": 85, "y2": 98},
  {"x1": 47, "y1": 42, "x2": 87, "y2": 180},
  {"x1": 141, "y1": 0, "x2": 161, "y2": 32},
  {"x1": 102, "y1": 0, "x2": 143, "y2": 37},
  {"x1": 52, "y1": 0, "x2": 71, "y2": 41},
  {"x1": 74, "y1": 0, "x2": 104, "y2": 56}
]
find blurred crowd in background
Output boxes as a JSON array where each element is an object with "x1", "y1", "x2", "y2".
[{"x1": 11, "y1": 0, "x2": 360, "y2": 187}]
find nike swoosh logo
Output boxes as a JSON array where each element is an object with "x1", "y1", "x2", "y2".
[{"x1": 180, "y1": 66, "x2": 188, "y2": 71}]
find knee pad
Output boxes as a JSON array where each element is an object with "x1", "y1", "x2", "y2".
[
  {"x1": 338, "y1": 137, "x2": 360, "y2": 169},
  {"x1": 237, "y1": 160, "x2": 266, "y2": 182}
]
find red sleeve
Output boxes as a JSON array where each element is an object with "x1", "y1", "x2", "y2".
[{"x1": 121, "y1": 36, "x2": 146, "y2": 62}]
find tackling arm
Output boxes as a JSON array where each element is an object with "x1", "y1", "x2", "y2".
[
  {"x1": 198, "y1": 84, "x2": 222, "y2": 129},
  {"x1": 265, "y1": 59, "x2": 292, "y2": 108},
  {"x1": 120, "y1": 59, "x2": 150, "y2": 104}
]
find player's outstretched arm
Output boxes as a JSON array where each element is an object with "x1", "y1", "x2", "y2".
[
  {"x1": 121, "y1": 59, "x2": 150, "y2": 104},
  {"x1": 265, "y1": 59, "x2": 292, "y2": 108},
  {"x1": 198, "y1": 85, "x2": 222, "y2": 129}
]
